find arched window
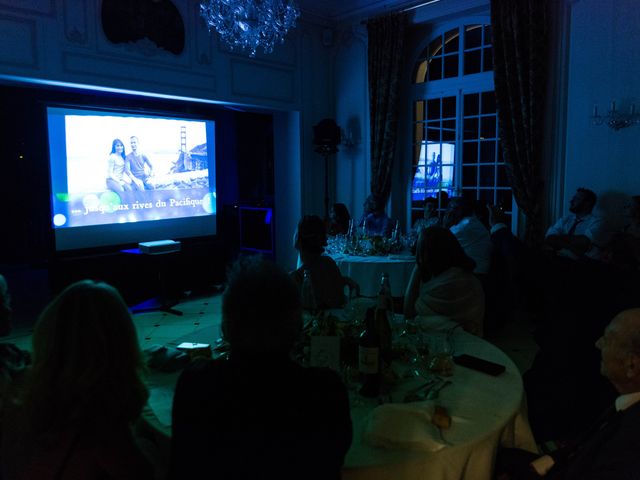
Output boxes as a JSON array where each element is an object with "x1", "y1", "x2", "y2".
[{"x1": 410, "y1": 22, "x2": 512, "y2": 227}]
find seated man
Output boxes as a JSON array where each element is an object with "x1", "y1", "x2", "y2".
[
  {"x1": 443, "y1": 196, "x2": 492, "y2": 275},
  {"x1": 413, "y1": 196, "x2": 440, "y2": 234},
  {"x1": 359, "y1": 194, "x2": 393, "y2": 237},
  {"x1": 170, "y1": 256, "x2": 353, "y2": 480},
  {"x1": 496, "y1": 307, "x2": 640, "y2": 479},
  {"x1": 544, "y1": 188, "x2": 606, "y2": 261}
]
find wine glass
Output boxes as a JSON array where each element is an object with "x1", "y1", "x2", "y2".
[{"x1": 427, "y1": 333, "x2": 454, "y2": 376}]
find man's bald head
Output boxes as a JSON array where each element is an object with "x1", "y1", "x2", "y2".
[{"x1": 596, "y1": 308, "x2": 640, "y2": 394}]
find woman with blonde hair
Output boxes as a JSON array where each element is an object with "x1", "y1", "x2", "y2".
[{"x1": 1, "y1": 280, "x2": 153, "y2": 479}]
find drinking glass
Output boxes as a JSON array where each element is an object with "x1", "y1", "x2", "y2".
[{"x1": 427, "y1": 333, "x2": 454, "y2": 376}]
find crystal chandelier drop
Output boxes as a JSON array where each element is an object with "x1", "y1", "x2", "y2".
[{"x1": 200, "y1": 0, "x2": 300, "y2": 57}]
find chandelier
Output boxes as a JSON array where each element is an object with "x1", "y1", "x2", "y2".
[
  {"x1": 591, "y1": 101, "x2": 640, "y2": 131},
  {"x1": 200, "y1": 0, "x2": 300, "y2": 57}
]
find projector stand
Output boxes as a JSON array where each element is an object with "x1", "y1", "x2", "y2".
[{"x1": 122, "y1": 247, "x2": 184, "y2": 316}]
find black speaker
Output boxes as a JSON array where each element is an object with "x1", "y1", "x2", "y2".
[{"x1": 313, "y1": 119, "x2": 341, "y2": 149}]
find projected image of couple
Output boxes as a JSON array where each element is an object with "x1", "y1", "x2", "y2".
[
  {"x1": 106, "y1": 136, "x2": 154, "y2": 194},
  {"x1": 56, "y1": 112, "x2": 213, "y2": 228}
]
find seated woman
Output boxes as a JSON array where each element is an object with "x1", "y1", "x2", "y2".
[
  {"x1": 328, "y1": 203, "x2": 352, "y2": 236},
  {"x1": 403, "y1": 226, "x2": 485, "y2": 336},
  {"x1": 291, "y1": 215, "x2": 358, "y2": 308},
  {"x1": 106, "y1": 138, "x2": 134, "y2": 194},
  {"x1": 1, "y1": 280, "x2": 153, "y2": 480},
  {"x1": 170, "y1": 256, "x2": 352, "y2": 480}
]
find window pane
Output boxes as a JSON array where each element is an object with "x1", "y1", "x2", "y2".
[
  {"x1": 484, "y1": 25, "x2": 492, "y2": 45},
  {"x1": 496, "y1": 164, "x2": 508, "y2": 186},
  {"x1": 428, "y1": 57, "x2": 442, "y2": 81},
  {"x1": 443, "y1": 54, "x2": 458, "y2": 78},
  {"x1": 480, "y1": 116, "x2": 496, "y2": 139},
  {"x1": 427, "y1": 98, "x2": 440, "y2": 120},
  {"x1": 483, "y1": 47, "x2": 493, "y2": 72},
  {"x1": 481, "y1": 92, "x2": 496, "y2": 114},
  {"x1": 463, "y1": 141, "x2": 478, "y2": 164},
  {"x1": 464, "y1": 93, "x2": 479, "y2": 116},
  {"x1": 442, "y1": 96, "x2": 456, "y2": 118},
  {"x1": 464, "y1": 117, "x2": 478, "y2": 140},
  {"x1": 464, "y1": 49, "x2": 482, "y2": 75},
  {"x1": 429, "y1": 37, "x2": 443, "y2": 58},
  {"x1": 463, "y1": 166, "x2": 477, "y2": 187},
  {"x1": 478, "y1": 189, "x2": 494, "y2": 207},
  {"x1": 462, "y1": 188, "x2": 478, "y2": 202},
  {"x1": 441, "y1": 165, "x2": 455, "y2": 189},
  {"x1": 442, "y1": 120, "x2": 456, "y2": 142},
  {"x1": 479, "y1": 166, "x2": 495, "y2": 187},
  {"x1": 465, "y1": 25, "x2": 482, "y2": 49},
  {"x1": 479, "y1": 140, "x2": 496, "y2": 163},
  {"x1": 444, "y1": 28, "x2": 459, "y2": 53},
  {"x1": 496, "y1": 189, "x2": 512, "y2": 209},
  {"x1": 426, "y1": 121, "x2": 440, "y2": 142}
]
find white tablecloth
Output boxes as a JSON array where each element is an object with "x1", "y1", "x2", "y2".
[
  {"x1": 145, "y1": 319, "x2": 537, "y2": 480},
  {"x1": 342, "y1": 322, "x2": 537, "y2": 480},
  {"x1": 331, "y1": 254, "x2": 415, "y2": 297}
]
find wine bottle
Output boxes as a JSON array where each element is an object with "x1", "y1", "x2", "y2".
[
  {"x1": 358, "y1": 308, "x2": 380, "y2": 397},
  {"x1": 301, "y1": 268, "x2": 317, "y2": 314},
  {"x1": 376, "y1": 273, "x2": 393, "y2": 365}
]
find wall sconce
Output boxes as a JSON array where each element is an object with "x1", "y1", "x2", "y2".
[{"x1": 592, "y1": 101, "x2": 640, "y2": 130}]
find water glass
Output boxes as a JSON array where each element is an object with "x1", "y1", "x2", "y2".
[{"x1": 427, "y1": 333, "x2": 454, "y2": 376}]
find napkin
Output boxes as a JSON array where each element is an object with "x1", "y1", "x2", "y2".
[{"x1": 362, "y1": 403, "x2": 446, "y2": 452}]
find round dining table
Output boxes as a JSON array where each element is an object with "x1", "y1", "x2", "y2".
[
  {"x1": 330, "y1": 253, "x2": 416, "y2": 297},
  {"x1": 143, "y1": 315, "x2": 537, "y2": 480},
  {"x1": 341, "y1": 318, "x2": 538, "y2": 480}
]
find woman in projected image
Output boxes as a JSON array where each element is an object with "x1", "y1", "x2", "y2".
[{"x1": 106, "y1": 138, "x2": 134, "y2": 193}]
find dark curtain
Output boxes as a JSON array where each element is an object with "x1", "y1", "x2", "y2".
[
  {"x1": 367, "y1": 13, "x2": 407, "y2": 205},
  {"x1": 491, "y1": 0, "x2": 549, "y2": 245}
]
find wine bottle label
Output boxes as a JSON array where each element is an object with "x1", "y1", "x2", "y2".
[{"x1": 358, "y1": 346, "x2": 379, "y2": 374}]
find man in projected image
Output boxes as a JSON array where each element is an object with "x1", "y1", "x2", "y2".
[{"x1": 125, "y1": 136, "x2": 154, "y2": 190}]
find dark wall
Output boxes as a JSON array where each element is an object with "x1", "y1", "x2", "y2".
[{"x1": 0, "y1": 83, "x2": 274, "y2": 301}]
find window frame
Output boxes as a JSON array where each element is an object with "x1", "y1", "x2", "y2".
[{"x1": 407, "y1": 18, "x2": 517, "y2": 231}]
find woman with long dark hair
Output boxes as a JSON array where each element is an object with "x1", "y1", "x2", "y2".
[{"x1": 106, "y1": 138, "x2": 133, "y2": 193}]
